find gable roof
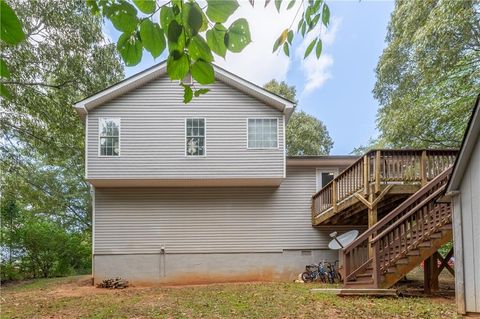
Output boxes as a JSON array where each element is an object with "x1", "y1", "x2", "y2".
[
  {"x1": 446, "y1": 94, "x2": 480, "y2": 192},
  {"x1": 74, "y1": 61, "x2": 295, "y2": 121}
]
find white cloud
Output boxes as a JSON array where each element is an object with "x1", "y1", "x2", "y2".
[
  {"x1": 296, "y1": 17, "x2": 341, "y2": 95},
  {"x1": 214, "y1": 1, "x2": 301, "y2": 86}
]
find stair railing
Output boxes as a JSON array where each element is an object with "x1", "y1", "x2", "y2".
[
  {"x1": 312, "y1": 149, "x2": 457, "y2": 223},
  {"x1": 341, "y1": 166, "x2": 453, "y2": 287}
]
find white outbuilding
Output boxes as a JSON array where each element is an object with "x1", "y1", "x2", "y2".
[{"x1": 447, "y1": 95, "x2": 480, "y2": 315}]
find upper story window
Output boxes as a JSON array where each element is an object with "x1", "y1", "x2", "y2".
[
  {"x1": 248, "y1": 118, "x2": 278, "y2": 149},
  {"x1": 186, "y1": 118, "x2": 205, "y2": 156},
  {"x1": 99, "y1": 118, "x2": 120, "y2": 156}
]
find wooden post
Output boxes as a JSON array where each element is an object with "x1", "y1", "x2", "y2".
[
  {"x1": 420, "y1": 150, "x2": 428, "y2": 186},
  {"x1": 368, "y1": 187, "x2": 377, "y2": 257},
  {"x1": 375, "y1": 150, "x2": 381, "y2": 194},
  {"x1": 424, "y1": 254, "x2": 439, "y2": 293},
  {"x1": 363, "y1": 155, "x2": 369, "y2": 195},
  {"x1": 332, "y1": 179, "x2": 338, "y2": 212},
  {"x1": 372, "y1": 242, "x2": 381, "y2": 288}
]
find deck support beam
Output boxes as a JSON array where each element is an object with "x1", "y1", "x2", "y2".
[{"x1": 424, "y1": 248, "x2": 454, "y2": 294}]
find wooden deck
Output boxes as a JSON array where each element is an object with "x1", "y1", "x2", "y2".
[
  {"x1": 311, "y1": 149, "x2": 457, "y2": 227},
  {"x1": 310, "y1": 149, "x2": 459, "y2": 290}
]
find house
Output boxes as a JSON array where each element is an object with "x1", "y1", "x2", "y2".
[
  {"x1": 74, "y1": 62, "x2": 359, "y2": 284},
  {"x1": 446, "y1": 95, "x2": 480, "y2": 315}
]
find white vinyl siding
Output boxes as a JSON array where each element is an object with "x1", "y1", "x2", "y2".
[
  {"x1": 248, "y1": 118, "x2": 278, "y2": 149},
  {"x1": 86, "y1": 76, "x2": 284, "y2": 179},
  {"x1": 93, "y1": 167, "x2": 359, "y2": 254},
  {"x1": 186, "y1": 118, "x2": 205, "y2": 156},
  {"x1": 99, "y1": 118, "x2": 120, "y2": 156}
]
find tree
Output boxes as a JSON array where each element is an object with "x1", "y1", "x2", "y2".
[
  {"x1": 286, "y1": 111, "x2": 333, "y2": 155},
  {"x1": 263, "y1": 79, "x2": 333, "y2": 155},
  {"x1": 77, "y1": 0, "x2": 331, "y2": 102},
  {"x1": 263, "y1": 79, "x2": 297, "y2": 103},
  {"x1": 0, "y1": 0, "x2": 124, "y2": 280},
  {"x1": 372, "y1": 0, "x2": 480, "y2": 149}
]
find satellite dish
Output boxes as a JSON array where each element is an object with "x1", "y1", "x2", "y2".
[{"x1": 328, "y1": 230, "x2": 359, "y2": 250}]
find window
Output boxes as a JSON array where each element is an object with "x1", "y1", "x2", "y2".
[
  {"x1": 316, "y1": 169, "x2": 338, "y2": 191},
  {"x1": 186, "y1": 118, "x2": 205, "y2": 156},
  {"x1": 248, "y1": 118, "x2": 278, "y2": 148},
  {"x1": 99, "y1": 118, "x2": 120, "y2": 156}
]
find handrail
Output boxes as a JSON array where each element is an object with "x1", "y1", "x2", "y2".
[
  {"x1": 342, "y1": 165, "x2": 454, "y2": 287},
  {"x1": 311, "y1": 149, "x2": 457, "y2": 222},
  {"x1": 342, "y1": 166, "x2": 453, "y2": 254},
  {"x1": 370, "y1": 186, "x2": 446, "y2": 244}
]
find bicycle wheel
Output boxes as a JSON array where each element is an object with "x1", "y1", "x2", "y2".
[{"x1": 301, "y1": 272, "x2": 312, "y2": 283}]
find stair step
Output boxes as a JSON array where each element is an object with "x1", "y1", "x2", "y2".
[
  {"x1": 356, "y1": 273, "x2": 373, "y2": 278},
  {"x1": 441, "y1": 224, "x2": 452, "y2": 230},
  {"x1": 407, "y1": 250, "x2": 420, "y2": 256},
  {"x1": 418, "y1": 241, "x2": 431, "y2": 248},
  {"x1": 430, "y1": 233, "x2": 442, "y2": 239},
  {"x1": 396, "y1": 258, "x2": 409, "y2": 265}
]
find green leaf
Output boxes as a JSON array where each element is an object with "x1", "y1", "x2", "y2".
[
  {"x1": 283, "y1": 43, "x2": 289, "y2": 56},
  {"x1": 287, "y1": 30, "x2": 294, "y2": 44},
  {"x1": 312, "y1": 0, "x2": 322, "y2": 12},
  {"x1": 206, "y1": 24, "x2": 227, "y2": 58},
  {"x1": 188, "y1": 35, "x2": 213, "y2": 62},
  {"x1": 301, "y1": 21, "x2": 306, "y2": 37},
  {"x1": 183, "y1": 2, "x2": 203, "y2": 36},
  {"x1": 194, "y1": 88, "x2": 210, "y2": 97},
  {"x1": 167, "y1": 19, "x2": 183, "y2": 43},
  {"x1": 117, "y1": 32, "x2": 143, "y2": 66},
  {"x1": 315, "y1": 38, "x2": 322, "y2": 58},
  {"x1": 167, "y1": 52, "x2": 189, "y2": 80},
  {"x1": 274, "y1": 0, "x2": 282, "y2": 12},
  {"x1": 191, "y1": 60, "x2": 215, "y2": 85},
  {"x1": 304, "y1": 38, "x2": 316, "y2": 59},
  {"x1": 133, "y1": 0, "x2": 156, "y2": 14},
  {"x1": 0, "y1": 58, "x2": 11, "y2": 78},
  {"x1": 182, "y1": 83, "x2": 193, "y2": 103},
  {"x1": 107, "y1": 2, "x2": 138, "y2": 33},
  {"x1": 139, "y1": 20, "x2": 165, "y2": 58},
  {"x1": 272, "y1": 37, "x2": 281, "y2": 53},
  {"x1": 160, "y1": 6, "x2": 174, "y2": 31},
  {"x1": 225, "y1": 18, "x2": 251, "y2": 53},
  {"x1": 0, "y1": 83, "x2": 11, "y2": 99},
  {"x1": 0, "y1": 0, "x2": 26, "y2": 45},
  {"x1": 287, "y1": 0, "x2": 295, "y2": 10},
  {"x1": 309, "y1": 14, "x2": 320, "y2": 31},
  {"x1": 206, "y1": 0, "x2": 239, "y2": 23},
  {"x1": 297, "y1": 17, "x2": 304, "y2": 32},
  {"x1": 322, "y1": 3, "x2": 330, "y2": 27}
]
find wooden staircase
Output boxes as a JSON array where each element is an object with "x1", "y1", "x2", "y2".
[{"x1": 341, "y1": 167, "x2": 454, "y2": 289}]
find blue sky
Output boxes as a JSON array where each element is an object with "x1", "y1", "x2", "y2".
[{"x1": 104, "y1": 1, "x2": 394, "y2": 155}]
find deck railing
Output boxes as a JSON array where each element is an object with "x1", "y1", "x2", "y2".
[
  {"x1": 311, "y1": 149, "x2": 457, "y2": 221},
  {"x1": 341, "y1": 166, "x2": 453, "y2": 287}
]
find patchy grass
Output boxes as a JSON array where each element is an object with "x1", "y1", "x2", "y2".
[{"x1": 1, "y1": 276, "x2": 459, "y2": 319}]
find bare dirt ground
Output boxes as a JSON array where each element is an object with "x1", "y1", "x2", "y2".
[{"x1": 1, "y1": 269, "x2": 459, "y2": 319}]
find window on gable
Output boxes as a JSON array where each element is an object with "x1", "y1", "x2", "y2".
[
  {"x1": 186, "y1": 118, "x2": 205, "y2": 156},
  {"x1": 248, "y1": 118, "x2": 278, "y2": 149},
  {"x1": 99, "y1": 118, "x2": 120, "y2": 156}
]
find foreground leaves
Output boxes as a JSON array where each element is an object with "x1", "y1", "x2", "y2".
[{"x1": 89, "y1": 0, "x2": 330, "y2": 102}]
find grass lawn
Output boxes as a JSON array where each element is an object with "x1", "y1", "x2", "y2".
[{"x1": 1, "y1": 275, "x2": 459, "y2": 319}]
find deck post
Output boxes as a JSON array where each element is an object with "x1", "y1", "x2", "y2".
[
  {"x1": 375, "y1": 150, "x2": 381, "y2": 194},
  {"x1": 372, "y1": 242, "x2": 380, "y2": 288},
  {"x1": 424, "y1": 253, "x2": 439, "y2": 293},
  {"x1": 332, "y1": 179, "x2": 338, "y2": 212},
  {"x1": 368, "y1": 187, "x2": 378, "y2": 256},
  {"x1": 363, "y1": 155, "x2": 369, "y2": 195},
  {"x1": 420, "y1": 150, "x2": 428, "y2": 186}
]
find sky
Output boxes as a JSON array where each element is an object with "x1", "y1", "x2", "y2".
[{"x1": 104, "y1": 0, "x2": 395, "y2": 155}]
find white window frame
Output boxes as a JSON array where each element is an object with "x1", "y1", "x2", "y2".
[
  {"x1": 185, "y1": 118, "x2": 207, "y2": 157},
  {"x1": 246, "y1": 118, "x2": 279, "y2": 150},
  {"x1": 98, "y1": 117, "x2": 121, "y2": 157},
  {"x1": 315, "y1": 168, "x2": 340, "y2": 191}
]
